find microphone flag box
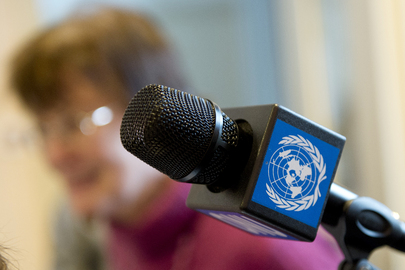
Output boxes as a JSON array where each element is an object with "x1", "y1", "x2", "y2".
[{"x1": 186, "y1": 104, "x2": 345, "y2": 241}]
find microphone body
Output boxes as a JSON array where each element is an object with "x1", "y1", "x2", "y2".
[
  {"x1": 121, "y1": 85, "x2": 345, "y2": 242},
  {"x1": 186, "y1": 104, "x2": 345, "y2": 241}
]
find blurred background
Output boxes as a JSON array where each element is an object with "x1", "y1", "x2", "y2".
[{"x1": 1, "y1": 0, "x2": 405, "y2": 269}]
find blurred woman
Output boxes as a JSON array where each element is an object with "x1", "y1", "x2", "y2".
[{"x1": 10, "y1": 7, "x2": 343, "y2": 270}]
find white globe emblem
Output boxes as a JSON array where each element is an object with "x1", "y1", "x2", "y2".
[{"x1": 266, "y1": 135, "x2": 327, "y2": 212}]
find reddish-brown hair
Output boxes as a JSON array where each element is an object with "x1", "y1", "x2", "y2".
[{"x1": 10, "y1": 7, "x2": 186, "y2": 112}]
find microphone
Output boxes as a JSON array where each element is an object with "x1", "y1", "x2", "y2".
[
  {"x1": 120, "y1": 84, "x2": 345, "y2": 242},
  {"x1": 120, "y1": 83, "x2": 242, "y2": 186}
]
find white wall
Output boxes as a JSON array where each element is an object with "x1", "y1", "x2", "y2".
[{"x1": 0, "y1": 1, "x2": 64, "y2": 269}]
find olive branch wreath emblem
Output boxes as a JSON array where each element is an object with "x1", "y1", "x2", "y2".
[{"x1": 266, "y1": 135, "x2": 326, "y2": 211}]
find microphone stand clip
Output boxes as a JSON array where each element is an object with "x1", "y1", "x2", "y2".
[{"x1": 322, "y1": 184, "x2": 405, "y2": 270}]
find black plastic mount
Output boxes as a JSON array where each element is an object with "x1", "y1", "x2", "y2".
[{"x1": 322, "y1": 183, "x2": 405, "y2": 270}]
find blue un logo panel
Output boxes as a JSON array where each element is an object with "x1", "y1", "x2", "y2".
[
  {"x1": 241, "y1": 105, "x2": 345, "y2": 241},
  {"x1": 252, "y1": 119, "x2": 341, "y2": 229},
  {"x1": 196, "y1": 209, "x2": 297, "y2": 240}
]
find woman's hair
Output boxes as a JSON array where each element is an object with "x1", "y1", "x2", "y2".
[
  {"x1": 0, "y1": 254, "x2": 8, "y2": 270},
  {"x1": 0, "y1": 246, "x2": 11, "y2": 270},
  {"x1": 10, "y1": 7, "x2": 186, "y2": 113}
]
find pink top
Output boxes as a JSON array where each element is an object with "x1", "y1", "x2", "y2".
[{"x1": 108, "y1": 182, "x2": 343, "y2": 270}]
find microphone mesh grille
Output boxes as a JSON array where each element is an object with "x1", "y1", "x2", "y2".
[{"x1": 120, "y1": 84, "x2": 238, "y2": 184}]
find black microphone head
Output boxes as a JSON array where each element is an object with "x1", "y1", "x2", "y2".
[{"x1": 120, "y1": 84, "x2": 238, "y2": 185}]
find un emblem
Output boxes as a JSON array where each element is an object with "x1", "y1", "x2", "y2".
[{"x1": 266, "y1": 135, "x2": 326, "y2": 211}]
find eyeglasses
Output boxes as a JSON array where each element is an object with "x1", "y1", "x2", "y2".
[{"x1": 39, "y1": 105, "x2": 114, "y2": 140}]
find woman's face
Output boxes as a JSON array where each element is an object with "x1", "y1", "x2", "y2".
[{"x1": 38, "y1": 71, "x2": 166, "y2": 222}]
